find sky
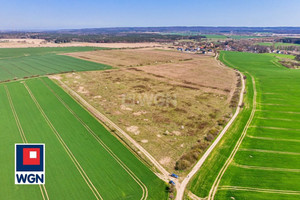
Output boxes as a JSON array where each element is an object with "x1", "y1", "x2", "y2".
[{"x1": 1, "y1": 0, "x2": 300, "y2": 30}]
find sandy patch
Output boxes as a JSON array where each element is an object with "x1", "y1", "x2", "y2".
[
  {"x1": 77, "y1": 86, "x2": 89, "y2": 94},
  {"x1": 49, "y1": 75, "x2": 62, "y2": 80},
  {"x1": 126, "y1": 126, "x2": 140, "y2": 135},
  {"x1": 120, "y1": 104, "x2": 133, "y2": 111},
  {"x1": 172, "y1": 131, "x2": 182, "y2": 136},
  {"x1": 93, "y1": 95, "x2": 102, "y2": 99},
  {"x1": 159, "y1": 157, "x2": 171, "y2": 165},
  {"x1": 133, "y1": 111, "x2": 147, "y2": 116},
  {"x1": 141, "y1": 139, "x2": 148, "y2": 143}
]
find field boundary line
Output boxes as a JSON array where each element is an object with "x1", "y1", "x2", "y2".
[
  {"x1": 208, "y1": 73, "x2": 257, "y2": 200},
  {"x1": 187, "y1": 191, "x2": 203, "y2": 200},
  {"x1": 250, "y1": 126, "x2": 300, "y2": 131},
  {"x1": 41, "y1": 78, "x2": 148, "y2": 200},
  {"x1": 271, "y1": 60, "x2": 285, "y2": 69},
  {"x1": 175, "y1": 53, "x2": 246, "y2": 200},
  {"x1": 219, "y1": 186, "x2": 300, "y2": 195},
  {"x1": 232, "y1": 162, "x2": 300, "y2": 173},
  {"x1": 0, "y1": 65, "x2": 16, "y2": 77},
  {"x1": 25, "y1": 57, "x2": 61, "y2": 73},
  {"x1": 33, "y1": 56, "x2": 76, "y2": 72},
  {"x1": 20, "y1": 60, "x2": 48, "y2": 74},
  {"x1": 239, "y1": 148, "x2": 300, "y2": 156},
  {"x1": 5, "y1": 85, "x2": 49, "y2": 200},
  {"x1": 247, "y1": 135, "x2": 300, "y2": 143},
  {"x1": 255, "y1": 117, "x2": 300, "y2": 122},
  {"x1": 255, "y1": 110, "x2": 300, "y2": 114},
  {"x1": 257, "y1": 103, "x2": 288, "y2": 106},
  {"x1": 51, "y1": 77, "x2": 170, "y2": 180},
  {"x1": 263, "y1": 92, "x2": 278, "y2": 95},
  {"x1": 23, "y1": 81, "x2": 103, "y2": 200},
  {"x1": 10, "y1": 62, "x2": 33, "y2": 77}
]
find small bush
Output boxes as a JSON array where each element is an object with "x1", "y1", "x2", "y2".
[
  {"x1": 205, "y1": 134, "x2": 214, "y2": 141},
  {"x1": 175, "y1": 159, "x2": 191, "y2": 170},
  {"x1": 209, "y1": 112, "x2": 217, "y2": 119}
]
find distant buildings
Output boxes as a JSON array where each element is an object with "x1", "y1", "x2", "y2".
[{"x1": 176, "y1": 46, "x2": 213, "y2": 54}]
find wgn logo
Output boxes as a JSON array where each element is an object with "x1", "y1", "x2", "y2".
[{"x1": 15, "y1": 144, "x2": 45, "y2": 184}]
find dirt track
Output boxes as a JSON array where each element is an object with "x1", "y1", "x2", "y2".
[
  {"x1": 208, "y1": 73, "x2": 256, "y2": 200},
  {"x1": 52, "y1": 77, "x2": 171, "y2": 181},
  {"x1": 175, "y1": 54, "x2": 246, "y2": 200}
]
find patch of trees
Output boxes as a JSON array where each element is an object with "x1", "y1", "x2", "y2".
[
  {"x1": 0, "y1": 32, "x2": 205, "y2": 43},
  {"x1": 280, "y1": 38, "x2": 300, "y2": 44}
]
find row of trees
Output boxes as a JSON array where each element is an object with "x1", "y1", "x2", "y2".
[{"x1": 0, "y1": 32, "x2": 206, "y2": 43}]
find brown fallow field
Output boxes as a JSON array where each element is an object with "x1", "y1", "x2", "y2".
[
  {"x1": 56, "y1": 49, "x2": 240, "y2": 174},
  {"x1": 0, "y1": 39, "x2": 161, "y2": 48}
]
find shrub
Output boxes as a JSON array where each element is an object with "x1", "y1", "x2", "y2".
[
  {"x1": 205, "y1": 134, "x2": 215, "y2": 141},
  {"x1": 175, "y1": 159, "x2": 191, "y2": 170}
]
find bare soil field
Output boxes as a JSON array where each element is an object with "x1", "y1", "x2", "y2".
[
  {"x1": 0, "y1": 39, "x2": 161, "y2": 48},
  {"x1": 64, "y1": 48, "x2": 194, "y2": 68},
  {"x1": 139, "y1": 58, "x2": 235, "y2": 93},
  {"x1": 56, "y1": 49, "x2": 239, "y2": 173}
]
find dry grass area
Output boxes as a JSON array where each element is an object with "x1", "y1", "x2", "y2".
[
  {"x1": 0, "y1": 38, "x2": 161, "y2": 48},
  {"x1": 139, "y1": 58, "x2": 235, "y2": 93},
  {"x1": 64, "y1": 48, "x2": 194, "y2": 68},
  {"x1": 57, "y1": 49, "x2": 239, "y2": 173}
]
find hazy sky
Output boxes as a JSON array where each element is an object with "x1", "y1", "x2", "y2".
[{"x1": 1, "y1": 0, "x2": 300, "y2": 30}]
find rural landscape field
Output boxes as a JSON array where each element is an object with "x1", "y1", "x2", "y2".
[
  {"x1": 0, "y1": 76, "x2": 168, "y2": 199},
  {"x1": 1, "y1": 0, "x2": 300, "y2": 200},
  {"x1": 189, "y1": 51, "x2": 300, "y2": 200},
  {"x1": 0, "y1": 47, "x2": 111, "y2": 82}
]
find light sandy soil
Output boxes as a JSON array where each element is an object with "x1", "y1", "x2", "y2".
[
  {"x1": 64, "y1": 48, "x2": 194, "y2": 68},
  {"x1": 57, "y1": 49, "x2": 238, "y2": 172},
  {"x1": 0, "y1": 38, "x2": 162, "y2": 48}
]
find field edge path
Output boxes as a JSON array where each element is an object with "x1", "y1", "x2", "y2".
[
  {"x1": 208, "y1": 73, "x2": 257, "y2": 200},
  {"x1": 51, "y1": 77, "x2": 171, "y2": 181},
  {"x1": 175, "y1": 53, "x2": 246, "y2": 200}
]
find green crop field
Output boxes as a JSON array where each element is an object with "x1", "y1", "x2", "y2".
[
  {"x1": 0, "y1": 47, "x2": 112, "y2": 82},
  {"x1": 0, "y1": 77, "x2": 167, "y2": 200},
  {"x1": 189, "y1": 51, "x2": 300, "y2": 199},
  {"x1": 229, "y1": 35, "x2": 263, "y2": 40},
  {"x1": 263, "y1": 53, "x2": 295, "y2": 59},
  {"x1": 201, "y1": 34, "x2": 228, "y2": 39},
  {"x1": 257, "y1": 42, "x2": 300, "y2": 47}
]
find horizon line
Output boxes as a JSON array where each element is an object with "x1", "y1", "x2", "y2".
[{"x1": 1, "y1": 25, "x2": 300, "y2": 32}]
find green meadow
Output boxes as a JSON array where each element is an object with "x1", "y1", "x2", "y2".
[
  {"x1": 0, "y1": 47, "x2": 111, "y2": 82},
  {"x1": 202, "y1": 34, "x2": 228, "y2": 39},
  {"x1": 258, "y1": 42, "x2": 300, "y2": 47},
  {"x1": 189, "y1": 51, "x2": 300, "y2": 199}
]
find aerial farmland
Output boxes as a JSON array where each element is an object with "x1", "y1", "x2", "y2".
[
  {"x1": 190, "y1": 51, "x2": 300, "y2": 200},
  {"x1": 1, "y1": 1, "x2": 300, "y2": 199},
  {"x1": 0, "y1": 46, "x2": 168, "y2": 199}
]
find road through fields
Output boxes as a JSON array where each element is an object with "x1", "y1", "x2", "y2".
[
  {"x1": 39, "y1": 78, "x2": 148, "y2": 200},
  {"x1": 208, "y1": 74, "x2": 256, "y2": 200},
  {"x1": 175, "y1": 54, "x2": 246, "y2": 200},
  {"x1": 210, "y1": 51, "x2": 300, "y2": 200},
  {"x1": 52, "y1": 77, "x2": 171, "y2": 181}
]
